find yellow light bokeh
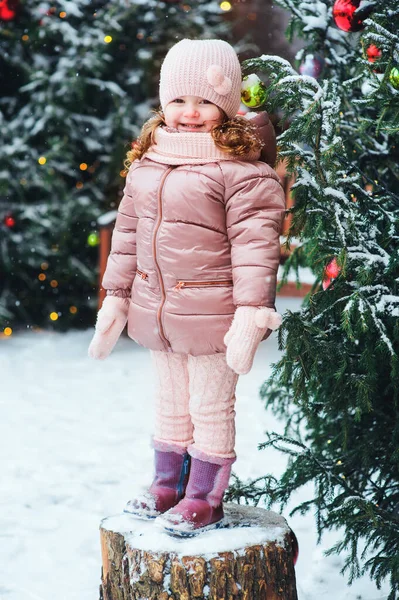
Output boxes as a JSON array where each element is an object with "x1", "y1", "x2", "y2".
[
  {"x1": 22, "y1": 35, "x2": 29, "y2": 42},
  {"x1": 80, "y1": 163, "x2": 88, "y2": 171},
  {"x1": 50, "y1": 312, "x2": 59, "y2": 321},
  {"x1": 41, "y1": 262, "x2": 49, "y2": 270},
  {"x1": 70, "y1": 306, "x2": 78, "y2": 314},
  {"x1": 60, "y1": 11, "x2": 66, "y2": 18},
  {"x1": 38, "y1": 157, "x2": 47, "y2": 165},
  {"x1": 38, "y1": 273, "x2": 46, "y2": 281},
  {"x1": 220, "y1": 1, "x2": 232, "y2": 11},
  {"x1": 76, "y1": 181, "x2": 84, "y2": 189},
  {"x1": 50, "y1": 280, "x2": 58, "y2": 288},
  {"x1": 4, "y1": 327, "x2": 12, "y2": 336},
  {"x1": 104, "y1": 35, "x2": 113, "y2": 44},
  {"x1": 87, "y1": 232, "x2": 100, "y2": 247}
]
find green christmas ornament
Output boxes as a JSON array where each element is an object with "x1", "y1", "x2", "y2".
[
  {"x1": 241, "y1": 74, "x2": 267, "y2": 108},
  {"x1": 87, "y1": 231, "x2": 100, "y2": 246},
  {"x1": 389, "y1": 67, "x2": 399, "y2": 89}
]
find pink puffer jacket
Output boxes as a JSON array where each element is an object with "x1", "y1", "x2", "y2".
[{"x1": 102, "y1": 121, "x2": 285, "y2": 356}]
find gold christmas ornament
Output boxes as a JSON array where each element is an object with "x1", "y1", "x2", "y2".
[{"x1": 241, "y1": 74, "x2": 267, "y2": 108}]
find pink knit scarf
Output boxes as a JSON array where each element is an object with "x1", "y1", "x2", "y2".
[{"x1": 143, "y1": 126, "x2": 261, "y2": 165}]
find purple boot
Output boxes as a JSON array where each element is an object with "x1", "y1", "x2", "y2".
[
  {"x1": 157, "y1": 451, "x2": 235, "y2": 536},
  {"x1": 124, "y1": 443, "x2": 190, "y2": 519}
]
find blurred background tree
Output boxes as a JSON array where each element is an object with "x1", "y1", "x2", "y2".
[{"x1": 0, "y1": 0, "x2": 230, "y2": 331}]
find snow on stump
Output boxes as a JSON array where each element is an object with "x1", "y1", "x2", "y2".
[{"x1": 99, "y1": 503, "x2": 298, "y2": 600}]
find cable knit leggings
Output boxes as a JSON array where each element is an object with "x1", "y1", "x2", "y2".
[{"x1": 151, "y1": 351, "x2": 239, "y2": 460}]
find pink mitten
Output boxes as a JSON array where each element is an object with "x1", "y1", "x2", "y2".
[
  {"x1": 224, "y1": 306, "x2": 282, "y2": 375},
  {"x1": 88, "y1": 296, "x2": 130, "y2": 360}
]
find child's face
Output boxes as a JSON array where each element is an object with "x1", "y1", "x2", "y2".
[{"x1": 164, "y1": 96, "x2": 223, "y2": 132}]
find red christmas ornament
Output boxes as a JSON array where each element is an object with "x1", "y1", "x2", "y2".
[
  {"x1": 0, "y1": 0, "x2": 18, "y2": 21},
  {"x1": 333, "y1": 0, "x2": 364, "y2": 32},
  {"x1": 322, "y1": 257, "x2": 341, "y2": 290},
  {"x1": 4, "y1": 214, "x2": 16, "y2": 228},
  {"x1": 325, "y1": 257, "x2": 341, "y2": 279},
  {"x1": 366, "y1": 44, "x2": 382, "y2": 63}
]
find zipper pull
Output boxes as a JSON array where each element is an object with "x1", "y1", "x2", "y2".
[
  {"x1": 183, "y1": 455, "x2": 190, "y2": 474},
  {"x1": 175, "y1": 281, "x2": 185, "y2": 290}
]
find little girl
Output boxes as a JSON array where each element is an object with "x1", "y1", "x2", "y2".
[{"x1": 89, "y1": 39, "x2": 285, "y2": 536}]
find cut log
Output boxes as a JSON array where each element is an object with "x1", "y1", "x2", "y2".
[{"x1": 99, "y1": 503, "x2": 298, "y2": 600}]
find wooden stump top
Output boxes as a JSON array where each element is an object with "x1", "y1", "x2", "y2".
[
  {"x1": 101, "y1": 504, "x2": 290, "y2": 555},
  {"x1": 100, "y1": 504, "x2": 298, "y2": 600}
]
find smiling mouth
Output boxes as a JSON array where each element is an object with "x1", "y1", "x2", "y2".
[{"x1": 180, "y1": 123, "x2": 203, "y2": 129}]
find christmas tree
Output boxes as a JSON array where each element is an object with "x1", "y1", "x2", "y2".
[
  {"x1": 0, "y1": 0, "x2": 225, "y2": 332},
  {"x1": 226, "y1": 0, "x2": 399, "y2": 596}
]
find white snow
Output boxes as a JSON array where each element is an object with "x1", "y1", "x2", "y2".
[
  {"x1": 0, "y1": 297, "x2": 390, "y2": 600},
  {"x1": 259, "y1": 54, "x2": 294, "y2": 73},
  {"x1": 241, "y1": 73, "x2": 262, "y2": 90},
  {"x1": 324, "y1": 187, "x2": 348, "y2": 202},
  {"x1": 300, "y1": 0, "x2": 329, "y2": 32},
  {"x1": 97, "y1": 210, "x2": 118, "y2": 226}
]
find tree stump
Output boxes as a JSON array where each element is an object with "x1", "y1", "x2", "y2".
[{"x1": 99, "y1": 503, "x2": 298, "y2": 600}]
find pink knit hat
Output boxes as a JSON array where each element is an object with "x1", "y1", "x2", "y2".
[{"x1": 159, "y1": 39, "x2": 242, "y2": 119}]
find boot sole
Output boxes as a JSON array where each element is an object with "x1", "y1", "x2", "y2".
[
  {"x1": 160, "y1": 517, "x2": 226, "y2": 538},
  {"x1": 123, "y1": 509, "x2": 158, "y2": 520},
  {"x1": 123, "y1": 503, "x2": 159, "y2": 520}
]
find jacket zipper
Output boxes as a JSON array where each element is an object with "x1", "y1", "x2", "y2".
[
  {"x1": 153, "y1": 167, "x2": 174, "y2": 351},
  {"x1": 175, "y1": 279, "x2": 233, "y2": 290},
  {"x1": 136, "y1": 268, "x2": 148, "y2": 280}
]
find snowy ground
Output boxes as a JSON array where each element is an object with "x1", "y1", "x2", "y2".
[{"x1": 0, "y1": 297, "x2": 389, "y2": 600}]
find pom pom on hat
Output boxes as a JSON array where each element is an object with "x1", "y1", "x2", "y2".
[
  {"x1": 159, "y1": 39, "x2": 242, "y2": 119},
  {"x1": 206, "y1": 65, "x2": 232, "y2": 95}
]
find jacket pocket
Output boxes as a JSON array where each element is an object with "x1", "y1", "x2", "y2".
[
  {"x1": 136, "y1": 268, "x2": 148, "y2": 280},
  {"x1": 175, "y1": 279, "x2": 233, "y2": 290}
]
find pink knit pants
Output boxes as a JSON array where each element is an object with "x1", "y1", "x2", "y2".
[{"x1": 151, "y1": 351, "x2": 239, "y2": 459}]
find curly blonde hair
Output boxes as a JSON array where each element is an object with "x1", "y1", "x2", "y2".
[{"x1": 122, "y1": 109, "x2": 262, "y2": 176}]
